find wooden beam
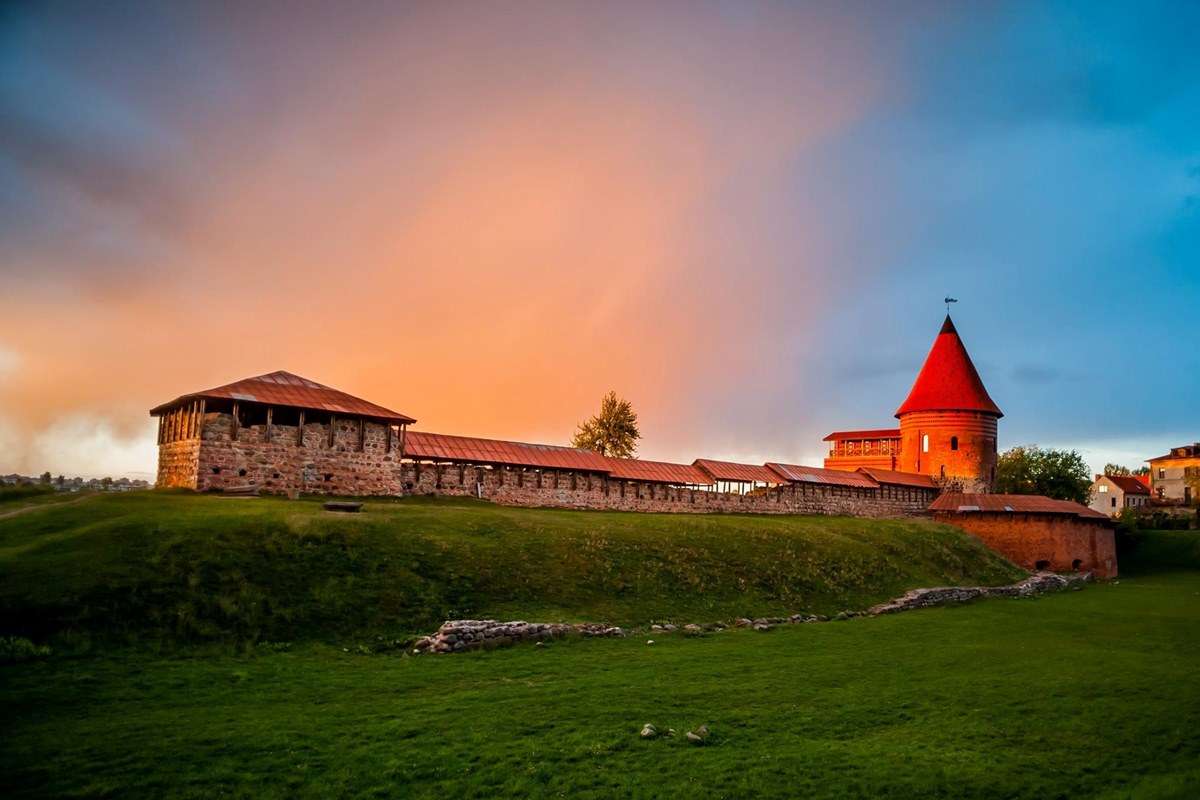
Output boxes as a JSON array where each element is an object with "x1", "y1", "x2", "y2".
[
  {"x1": 197, "y1": 399, "x2": 206, "y2": 440},
  {"x1": 358, "y1": 418, "x2": 365, "y2": 452},
  {"x1": 231, "y1": 402, "x2": 240, "y2": 441},
  {"x1": 265, "y1": 407, "x2": 273, "y2": 443},
  {"x1": 297, "y1": 410, "x2": 305, "y2": 446},
  {"x1": 385, "y1": 425, "x2": 392, "y2": 453},
  {"x1": 328, "y1": 415, "x2": 336, "y2": 448}
]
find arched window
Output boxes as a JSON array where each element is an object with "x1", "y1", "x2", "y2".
[
  {"x1": 950, "y1": 436, "x2": 958, "y2": 451},
  {"x1": 922, "y1": 434, "x2": 930, "y2": 453}
]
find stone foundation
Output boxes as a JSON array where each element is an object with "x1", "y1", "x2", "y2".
[{"x1": 414, "y1": 572, "x2": 1092, "y2": 654}]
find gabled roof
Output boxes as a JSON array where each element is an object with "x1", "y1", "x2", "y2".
[
  {"x1": 766, "y1": 463, "x2": 880, "y2": 488},
  {"x1": 929, "y1": 493, "x2": 1107, "y2": 520},
  {"x1": 895, "y1": 316, "x2": 1002, "y2": 418},
  {"x1": 403, "y1": 431, "x2": 611, "y2": 472},
  {"x1": 822, "y1": 428, "x2": 901, "y2": 442},
  {"x1": 1148, "y1": 443, "x2": 1200, "y2": 462},
  {"x1": 604, "y1": 457, "x2": 712, "y2": 485},
  {"x1": 149, "y1": 370, "x2": 415, "y2": 423},
  {"x1": 692, "y1": 459, "x2": 782, "y2": 484},
  {"x1": 856, "y1": 467, "x2": 938, "y2": 489},
  {"x1": 1101, "y1": 475, "x2": 1151, "y2": 495}
]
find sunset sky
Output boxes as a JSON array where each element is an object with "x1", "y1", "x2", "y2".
[{"x1": 2, "y1": 1, "x2": 1197, "y2": 480}]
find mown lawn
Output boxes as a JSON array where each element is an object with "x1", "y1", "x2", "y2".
[
  {"x1": 3, "y1": 571, "x2": 1199, "y2": 798},
  {"x1": 0, "y1": 492, "x2": 1020, "y2": 646}
]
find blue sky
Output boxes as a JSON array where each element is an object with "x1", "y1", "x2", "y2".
[{"x1": 0, "y1": 1, "x2": 1196, "y2": 477}]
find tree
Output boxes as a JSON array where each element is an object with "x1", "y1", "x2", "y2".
[
  {"x1": 1133, "y1": 466, "x2": 1150, "y2": 477},
  {"x1": 1104, "y1": 463, "x2": 1131, "y2": 476},
  {"x1": 571, "y1": 391, "x2": 640, "y2": 458},
  {"x1": 101, "y1": 476, "x2": 113, "y2": 489},
  {"x1": 995, "y1": 445, "x2": 1092, "y2": 505},
  {"x1": 39, "y1": 471, "x2": 51, "y2": 484}
]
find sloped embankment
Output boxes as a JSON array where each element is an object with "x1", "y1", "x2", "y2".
[{"x1": 0, "y1": 492, "x2": 1024, "y2": 646}]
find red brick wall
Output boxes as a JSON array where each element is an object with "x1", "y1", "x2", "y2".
[
  {"x1": 932, "y1": 511, "x2": 1117, "y2": 578},
  {"x1": 898, "y1": 410, "x2": 998, "y2": 493}
]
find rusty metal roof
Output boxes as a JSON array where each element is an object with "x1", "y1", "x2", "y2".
[
  {"x1": 605, "y1": 457, "x2": 713, "y2": 485},
  {"x1": 149, "y1": 370, "x2": 416, "y2": 423},
  {"x1": 765, "y1": 462, "x2": 880, "y2": 488},
  {"x1": 930, "y1": 493, "x2": 1108, "y2": 520},
  {"x1": 857, "y1": 467, "x2": 938, "y2": 489},
  {"x1": 822, "y1": 428, "x2": 901, "y2": 442},
  {"x1": 692, "y1": 459, "x2": 782, "y2": 484},
  {"x1": 404, "y1": 431, "x2": 612, "y2": 472}
]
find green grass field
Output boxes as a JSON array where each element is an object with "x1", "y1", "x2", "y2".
[
  {"x1": 1, "y1": 493, "x2": 1197, "y2": 798},
  {"x1": 0, "y1": 492, "x2": 1020, "y2": 647}
]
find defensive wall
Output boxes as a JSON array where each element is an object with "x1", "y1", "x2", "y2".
[
  {"x1": 931, "y1": 494, "x2": 1117, "y2": 578},
  {"x1": 161, "y1": 412, "x2": 937, "y2": 517}
]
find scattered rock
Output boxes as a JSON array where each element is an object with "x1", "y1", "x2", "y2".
[
  {"x1": 734, "y1": 618, "x2": 752, "y2": 628},
  {"x1": 686, "y1": 724, "x2": 710, "y2": 745},
  {"x1": 683, "y1": 624, "x2": 703, "y2": 634},
  {"x1": 752, "y1": 623, "x2": 772, "y2": 632},
  {"x1": 640, "y1": 723, "x2": 657, "y2": 739},
  {"x1": 646, "y1": 639, "x2": 655, "y2": 646}
]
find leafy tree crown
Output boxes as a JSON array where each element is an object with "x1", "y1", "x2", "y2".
[
  {"x1": 571, "y1": 391, "x2": 641, "y2": 459},
  {"x1": 995, "y1": 445, "x2": 1093, "y2": 505}
]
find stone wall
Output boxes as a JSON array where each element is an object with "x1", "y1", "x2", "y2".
[
  {"x1": 932, "y1": 511, "x2": 1117, "y2": 578},
  {"x1": 400, "y1": 460, "x2": 935, "y2": 517},
  {"x1": 159, "y1": 412, "x2": 937, "y2": 517},
  {"x1": 193, "y1": 413, "x2": 405, "y2": 496},
  {"x1": 156, "y1": 439, "x2": 201, "y2": 489}
]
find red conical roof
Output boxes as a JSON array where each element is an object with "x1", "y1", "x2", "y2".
[{"x1": 895, "y1": 316, "x2": 1002, "y2": 418}]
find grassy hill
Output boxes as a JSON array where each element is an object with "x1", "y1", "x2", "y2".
[{"x1": 0, "y1": 492, "x2": 1021, "y2": 647}]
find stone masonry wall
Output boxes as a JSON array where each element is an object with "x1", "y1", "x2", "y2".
[
  {"x1": 164, "y1": 412, "x2": 937, "y2": 517},
  {"x1": 156, "y1": 439, "x2": 201, "y2": 490},
  {"x1": 932, "y1": 511, "x2": 1117, "y2": 578},
  {"x1": 400, "y1": 460, "x2": 935, "y2": 517},
  {"x1": 193, "y1": 413, "x2": 405, "y2": 496}
]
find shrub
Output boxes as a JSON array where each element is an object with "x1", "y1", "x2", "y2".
[
  {"x1": 0, "y1": 635, "x2": 52, "y2": 663},
  {"x1": 0, "y1": 484, "x2": 56, "y2": 505}
]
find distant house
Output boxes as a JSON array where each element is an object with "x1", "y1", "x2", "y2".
[
  {"x1": 1147, "y1": 443, "x2": 1200, "y2": 504},
  {"x1": 1089, "y1": 474, "x2": 1150, "y2": 517}
]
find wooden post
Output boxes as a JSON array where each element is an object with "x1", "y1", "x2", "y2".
[
  {"x1": 196, "y1": 399, "x2": 206, "y2": 440},
  {"x1": 265, "y1": 407, "x2": 273, "y2": 443},
  {"x1": 399, "y1": 424, "x2": 408, "y2": 459},
  {"x1": 357, "y1": 418, "x2": 365, "y2": 452},
  {"x1": 231, "y1": 402, "x2": 240, "y2": 441},
  {"x1": 328, "y1": 415, "x2": 336, "y2": 448},
  {"x1": 385, "y1": 425, "x2": 392, "y2": 453},
  {"x1": 297, "y1": 410, "x2": 305, "y2": 446}
]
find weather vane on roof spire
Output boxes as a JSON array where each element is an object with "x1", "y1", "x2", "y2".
[{"x1": 944, "y1": 296, "x2": 958, "y2": 314}]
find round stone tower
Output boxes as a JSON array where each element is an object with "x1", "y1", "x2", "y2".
[{"x1": 895, "y1": 316, "x2": 1002, "y2": 492}]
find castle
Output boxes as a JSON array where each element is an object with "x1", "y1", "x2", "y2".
[
  {"x1": 150, "y1": 314, "x2": 1116, "y2": 576},
  {"x1": 822, "y1": 315, "x2": 1001, "y2": 493},
  {"x1": 153, "y1": 316, "x2": 1004, "y2": 510}
]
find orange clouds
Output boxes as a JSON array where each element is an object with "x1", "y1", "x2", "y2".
[{"x1": 0, "y1": 2, "x2": 883, "y2": 475}]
